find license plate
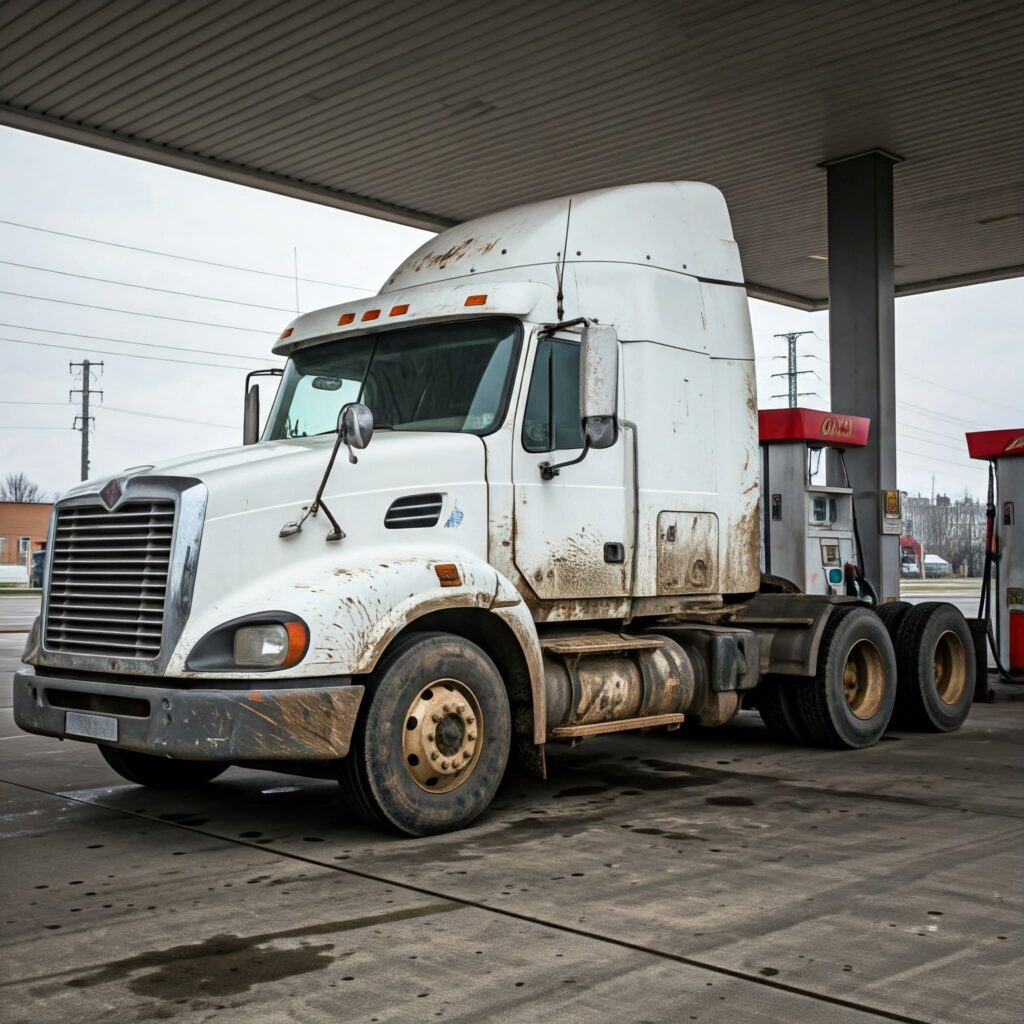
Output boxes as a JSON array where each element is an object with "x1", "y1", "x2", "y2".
[{"x1": 65, "y1": 711, "x2": 118, "y2": 742}]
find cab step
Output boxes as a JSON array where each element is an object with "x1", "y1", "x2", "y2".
[
  {"x1": 549, "y1": 713, "x2": 685, "y2": 740},
  {"x1": 540, "y1": 631, "x2": 665, "y2": 656}
]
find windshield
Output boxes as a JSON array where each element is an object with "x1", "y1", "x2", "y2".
[{"x1": 264, "y1": 317, "x2": 520, "y2": 440}]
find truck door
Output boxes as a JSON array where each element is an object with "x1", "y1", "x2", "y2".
[{"x1": 511, "y1": 332, "x2": 632, "y2": 603}]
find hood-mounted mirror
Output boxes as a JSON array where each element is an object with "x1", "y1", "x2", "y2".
[{"x1": 279, "y1": 402, "x2": 374, "y2": 542}]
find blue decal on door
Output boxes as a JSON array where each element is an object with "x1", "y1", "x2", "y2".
[{"x1": 444, "y1": 504, "x2": 464, "y2": 529}]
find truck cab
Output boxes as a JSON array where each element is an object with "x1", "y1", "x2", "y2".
[{"x1": 14, "y1": 183, "x2": 976, "y2": 835}]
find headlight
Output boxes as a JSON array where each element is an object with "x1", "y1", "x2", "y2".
[
  {"x1": 234, "y1": 622, "x2": 308, "y2": 668},
  {"x1": 186, "y1": 614, "x2": 309, "y2": 671}
]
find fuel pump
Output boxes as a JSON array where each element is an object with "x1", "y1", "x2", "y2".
[
  {"x1": 967, "y1": 428, "x2": 1024, "y2": 681},
  {"x1": 759, "y1": 408, "x2": 871, "y2": 596}
]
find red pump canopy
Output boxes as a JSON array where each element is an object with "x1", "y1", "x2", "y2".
[
  {"x1": 758, "y1": 407, "x2": 871, "y2": 448},
  {"x1": 966, "y1": 429, "x2": 1024, "y2": 460}
]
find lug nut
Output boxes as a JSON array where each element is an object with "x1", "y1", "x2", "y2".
[
  {"x1": 443, "y1": 704, "x2": 451, "y2": 713},
  {"x1": 466, "y1": 715, "x2": 475, "y2": 725},
  {"x1": 468, "y1": 732, "x2": 476, "y2": 741},
  {"x1": 431, "y1": 712, "x2": 441, "y2": 722},
  {"x1": 442, "y1": 761, "x2": 450, "y2": 770},
  {"x1": 431, "y1": 751, "x2": 439, "y2": 761},
  {"x1": 426, "y1": 733, "x2": 434, "y2": 742},
  {"x1": 463, "y1": 750, "x2": 472, "y2": 760},
  {"x1": 457, "y1": 704, "x2": 466, "y2": 715}
]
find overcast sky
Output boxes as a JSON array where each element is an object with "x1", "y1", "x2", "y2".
[{"x1": 1, "y1": 127, "x2": 1021, "y2": 502}]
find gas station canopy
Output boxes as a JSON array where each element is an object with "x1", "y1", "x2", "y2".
[{"x1": 1, "y1": 0, "x2": 1022, "y2": 311}]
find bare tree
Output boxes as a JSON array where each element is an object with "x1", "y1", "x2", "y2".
[{"x1": 0, "y1": 472, "x2": 45, "y2": 503}]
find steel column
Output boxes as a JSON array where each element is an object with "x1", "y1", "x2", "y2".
[{"x1": 824, "y1": 150, "x2": 901, "y2": 600}]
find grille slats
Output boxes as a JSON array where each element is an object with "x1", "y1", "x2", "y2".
[
  {"x1": 45, "y1": 500, "x2": 175, "y2": 659},
  {"x1": 385, "y1": 493, "x2": 444, "y2": 530}
]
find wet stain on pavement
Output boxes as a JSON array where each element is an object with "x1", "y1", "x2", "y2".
[{"x1": 37, "y1": 904, "x2": 461, "y2": 1002}]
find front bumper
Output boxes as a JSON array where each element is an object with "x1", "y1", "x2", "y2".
[{"x1": 14, "y1": 668, "x2": 365, "y2": 761}]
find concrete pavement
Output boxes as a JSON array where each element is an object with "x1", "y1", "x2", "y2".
[{"x1": 1, "y1": 632, "x2": 1022, "y2": 1024}]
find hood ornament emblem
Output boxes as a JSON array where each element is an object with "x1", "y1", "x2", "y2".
[{"x1": 99, "y1": 477, "x2": 123, "y2": 509}]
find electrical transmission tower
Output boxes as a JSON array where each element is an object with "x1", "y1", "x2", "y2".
[
  {"x1": 70, "y1": 360, "x2": 104, "y2": 481},
  {"x1": 770, "y1": 330, "x2": 817, "y2": 406}
]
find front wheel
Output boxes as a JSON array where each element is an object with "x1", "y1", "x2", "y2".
[
  {"x1": 339, "y1": 632, "x2": 511, "y2": 836},
  {"x1": 99, "y1": 745, "x2": 227, "y2": 787}
]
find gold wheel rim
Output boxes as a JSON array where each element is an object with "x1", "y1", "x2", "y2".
[
  {"x1": 842, "y1": 639, "x2": 886, "y2": 720},
  {"x1": 401, "y1": 678, "x2": 483, "y2": 794},
  {"x1": 933, "y1": 629, "x2": 967, "y2": 705}
]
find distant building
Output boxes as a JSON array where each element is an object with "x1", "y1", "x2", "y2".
[
  {"x1": 902, "y1": 492, "x2": 985, "y2": 576},
  {"x1": 0, "y1": 502, "x2": 51, "y2": 566}
]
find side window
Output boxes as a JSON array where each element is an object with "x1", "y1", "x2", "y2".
[{"x1": 522, "y1": 338, "x2": 583, "y2": 453}]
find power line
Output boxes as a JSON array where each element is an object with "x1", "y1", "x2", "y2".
[
  {"x1": 0, "y1": 259, "x2": 299, "y2": 313},
  {"x1": 899, "y1": 401, "x2": 995, "y2": 430},
  {"x1": 897, "y1": 446, "x2": 976, "y2": 469},
  {"x1": 0, "y1": 288, "x2": 276, "y2": 335},
  {"x1": 797, "y1": 333, "x2": 1017, "y2": 415},
  {"x1": 0, "y1": 425, "x2": 73, "y2": 430},
  {"x1": 0, "y1": 398, "x2": 236, "y2": 430},
  {"x1": 100, "y1": 405, "x2": 235, "y2": 430},
  {"x1": 895, "y1": 418, "x2": 972, "y2": 443},
  {"x1": 0, "y1": 335, "x2": 257, "y2": 372},
  {"x1": 0, "y1": 322, "x2": 275, "y2": 364},
  {"x1": 0, "y1": 218, "x2": 376, "y2": 292},
  {"x1": 899, "y1": 369, "x2": 1022, "y2": 415},
  {"x1": 897, "y1": 426, "x2": 970, "y2": 454}
]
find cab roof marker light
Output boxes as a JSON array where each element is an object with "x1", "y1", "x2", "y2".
[
  {"x1": 337, "y1": 312, "x2": 356, "y2": 326},
  {"x1": 362, "y1": 309, "x2": 381, "y2": 321},
  {"x1": 278, "y1": 327, "x2": 294, "y2": 339},
  {"x1": 389, "y1": 304, "x2": 409, "y2": 316},
  {"x1": 465, "y1": 294, "x2": 487, "y2": 306}
]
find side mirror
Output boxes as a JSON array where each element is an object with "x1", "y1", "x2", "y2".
[
  {"x1": 337, "y1": 402, "x2": 374, "y2": 463},
  {"x1": 243, "y1": 385, "x2": 260, "y2": 446},
  {"x1": 580, "y1": 322, "x2": 619, "y2": 449},
  {"x1": 243, "y1": 367, "x2": 283, "y2": 446}
]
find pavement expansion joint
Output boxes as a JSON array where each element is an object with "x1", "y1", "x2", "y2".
[{"x1": 1, "y1": 774, "x2": 943, "y2": 1024}]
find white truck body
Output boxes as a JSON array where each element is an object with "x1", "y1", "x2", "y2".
[{"x1": 15, "y1": 182, "x2": 974, "y2": 835}]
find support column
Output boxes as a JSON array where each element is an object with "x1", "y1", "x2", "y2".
[{"x1": 824, "y1": 150, "x2": 901, "y2": 600}]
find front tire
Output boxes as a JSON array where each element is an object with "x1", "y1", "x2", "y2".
[
  {"x1": 99, "y1": 745, "x2": 227, "y2": 788},
  {"x1": 795, "y1": 606, "x2": 897, "y2": 749},
  {"x1": 339, "y1": 632, "x2": 511, "y2": 836},
  {"x1": 892, "y1": 602, "x2": 974, "y2": 731}
]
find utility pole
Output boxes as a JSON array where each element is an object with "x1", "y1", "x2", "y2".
[
  {"x1": 770, "y1": 330, "x2": 816, "y2": 406},
  {"x1": 70, "y1": 360, "x2": 103, "y2": 481}
]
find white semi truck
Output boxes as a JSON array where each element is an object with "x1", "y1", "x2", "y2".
[{"x1": 15, "y1": 183, "x2": 976, "y2": 835}]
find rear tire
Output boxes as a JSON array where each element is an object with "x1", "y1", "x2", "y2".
[
  {"x1": 876, "y1": 600, "x2": 912, "y2": 642},
  {"x1": 892, "y1": 602, "x2": 974, "y2": 731},
  {"x1": 795, "y1": 606, "x2": 896, "y2": 749},
  {"x1": 339, "y1": 632, "x2": 511, "y2": 836},
  {"x1": 757, "y1": 676, "x2": 812, "y2": 743},
  {"x1": 99, "y1": 745, "x2": 227, "y2": 788}
]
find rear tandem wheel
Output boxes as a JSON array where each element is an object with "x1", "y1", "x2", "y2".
[{"x1": 794, "y1": 605, "x2": 898, "y2": 749}]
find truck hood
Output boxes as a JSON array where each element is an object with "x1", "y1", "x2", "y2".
[{"x1": 81, "y1": 431, "x2": 485, "y2": 522}]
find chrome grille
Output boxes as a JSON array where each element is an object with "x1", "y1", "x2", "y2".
[{"x1": 44, "y1": 500, "x2": 175, "y2": 659}]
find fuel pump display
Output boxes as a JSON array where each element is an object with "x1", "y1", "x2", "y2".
[
  {"x1": 758, "y1": 408, "x2": 871, "y2": 596},
  {"x1": 967, "y1": 428, "x2": 1024, "y2": 681}
]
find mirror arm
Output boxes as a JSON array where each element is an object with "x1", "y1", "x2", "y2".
[
  {"x1": 279, "y1": 431, "x2": 347, "y2": 542},
  {"x1": 539, "y1": 437, "x2": 591, "y2": 480}
]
